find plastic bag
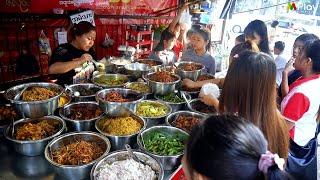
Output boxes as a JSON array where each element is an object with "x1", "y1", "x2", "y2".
[
  {"x1": 38, "y1": 30, "x2": 52, "y2": 55},
  {"x1": 101, "y1": 33, "x2": 114, "y2": 48},
  {"x1": 200, "y1": 83, "x2": 220, "y2": 99}
]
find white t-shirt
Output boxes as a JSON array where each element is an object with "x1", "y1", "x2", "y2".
[{"x1": 275, "y1": 54, "x2": 287, "y2": 86}]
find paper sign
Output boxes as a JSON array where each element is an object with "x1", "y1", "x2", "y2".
[
  {"x1": 57, "y1": 31, "x2": 68, "y2": 45},
  {"x1": 70, "y1": 10, "x2": 95, "y2": 26}
]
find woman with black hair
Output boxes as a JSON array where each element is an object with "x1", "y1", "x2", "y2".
[
  {"x1": 182, "y1": 114, "x2": 290, "y2": 180},
  {"x1": 244, "y1": 19, "x2": 271, "y2": 55},
  {"x1": 49, "y1": 21, "x2": 96, "y2": 85},
  {"x1": 149, "y1": 30, "x2": 177, "y2": 65}
]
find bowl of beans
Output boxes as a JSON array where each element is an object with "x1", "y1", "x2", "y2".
[
  {"x1": 165, "y1": 111, "x2": 206, "y2": 133},
  {"x1": 137, "y1": 126, "x2": 189, "y2": 170},
  {"x1": 59, "y1": 102, "x2": 104, "y2": 131},
  {"x1": 176, "y1": 62, "x2": 204, "y2": 81},
  {"x1": 95, "y1": 112, "x2": 146, "y2": 150}
]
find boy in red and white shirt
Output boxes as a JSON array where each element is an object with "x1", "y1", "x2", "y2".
[{"x1": 281, "y1": 40, "x2": 320, "y2": 146}]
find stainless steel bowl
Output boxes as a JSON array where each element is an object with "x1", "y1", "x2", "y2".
[
  {"x1": 176, "y1": 62, "x2": 204, "y2": 81},
  {"x1": 92, "y1": 74, "x2": 129, "y2": 88},
  {"x1": 145, "y1": 72, "x2": 181, "y2": 95},
  {"x1": 187, "y1": 98, "x2": 218, "y2": 117},
  {"x1": 135, "y1": 58, "x2": 163, "y2": 68},
  {"x1": 96, "y1": 88, "x2": 144, "y2": 114},
  {"x1": 91, "y1": 150, "x2": 164, "y2": 180},
  {"x1": 4, "y1": 116, "x2": 66, "y2": 156},
  {"x1": 137, "y1": 126, "x2": 189, "y2": 170},
  {"x1": 65, "y1": 83, "x2": 102, "y2": 102},
  {"x1": 124, "y1": 82, "x2": 153, "y2": 99},
  {"x1": 95, "y1": 111, "x2": 146, "y2": 150},
  {"x1": 135, "y1": 100, "x2": 172, "y2": 128},
  {"x1": 154, "y1": 92, "x2": 191, "y2": 112},
  {"x1": 5, "y1": 82, "x2": 64, "y2": 118},
  {"x1": 59, "y1": 102, "x2": 104, "y2": 132},
  {"x1": 124, "y1": 63, "x2": 151, "y2": 79},
  {"x1": 44, "y1": 131, "x2": 111, "y2": 180},
  {"x1": 165, "y1": 111, "x2": 206, "y2": 133}
]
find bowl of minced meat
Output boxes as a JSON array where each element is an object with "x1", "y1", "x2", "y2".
[{"x1": 91, "y1": 150, "x2": 164, "y2": 180}]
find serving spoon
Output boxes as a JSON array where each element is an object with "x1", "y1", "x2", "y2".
[
  {"x1": 14, "y1": 87, "x2": 28, "y2": 101},
  {"x1": 125, "y1": 144, "x2": 147, "y2": 166}
]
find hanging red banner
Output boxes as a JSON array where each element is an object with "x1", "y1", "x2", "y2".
[{"x1": 0, "y1": 0, "x2": 178, "y2": 15}]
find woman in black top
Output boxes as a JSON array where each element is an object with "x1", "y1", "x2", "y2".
[{"x1": 49, "y1": 21, "x2": 96, "y2": 85}]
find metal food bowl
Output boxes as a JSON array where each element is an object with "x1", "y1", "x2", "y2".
[
  {"x1": 124, "y1": 63, "x2": 151, "y2": 79},
  {"x1": 65, "y1": 83, "x2": 102, "y2": 102},
  {"x1": 165, "y1": 111, "x2": 206, "y2": 133},
  {"x1": 176, "y1": 62, "x2": 204, "y2": 81},
  {"x1": 4, "y1": 116, "x2": 66, "y2": 156},
  {"x1": 92, "y1": 74, "x2": 129, "y2": 88},
  {"x1": 44, "y1": 131, "x2": 111, "y2": 180},
  {"x1": 96, "y1": 88, "x2": 144, "y2": 114},
  {"x1": 59, "y1": 102, "x2": 104, "y2": 132},
  {"x1": 154, "y1": 92, "x2": 191, "y2": 112},
  {"x1": 5, "y1": 82, "x2": 64, "y2": 118},
  {"x1": 137, "y1": 126, "x2": 189, "y2": 170},
  {"x1": 187, "y1": 98, "x2": 218, "y2": 117},
  {"x1": 135, "y1": 100, "x2": 172, "y2": 128},
  {"x1": 124, "y1": 82, "x2": 152, "y2": 99},
  {"x1": 91, "y1": 150, "x2": 164, "y2": 180},
  {"x1": 95, "y1": 110, "x2": 146, "y2": 150},
  {"x1": 145, "y1": 72, "x2": 181, "y2": 95},
  {"x1": 135, "y1": 58, "x2": 163, "y2": 68}
]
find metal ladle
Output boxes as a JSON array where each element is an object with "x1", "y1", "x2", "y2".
[
  {"x1": 125, "y1": 144, "x2": 147, "y2": 166},
  {"x1": 181, "y1": 91, "x2": 191, "y2": 108}
]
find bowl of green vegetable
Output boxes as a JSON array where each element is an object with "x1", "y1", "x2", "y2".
[
  {"x1": 135, "y1": 100, "x2": 171, "y2": 128},
  {"x1": 154, "y1": 92, "x2": 191, "y2": 112},
  {"x1": 124, "y1": 82, "x2": 153, "y2": 99},
  {"x1": 137, "y1": 126, "x2": 188, "y2": 170},
  {"x1": 92, "y1": 74, "x2": 129, "y2": 88}
]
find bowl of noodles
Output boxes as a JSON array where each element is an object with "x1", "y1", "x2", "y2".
[
  {"x1": 95, "y1": 109, "x2": 146, "y2": 150},
  {"x1": 44, "y1": 131, "x2": 111, "y2": 180},
  {"x1": 4, "y1": 116, "x2": 66, "y2": 156},
  {"x1": 5, "y1": 82, "x2": 64, "y2": 118}
]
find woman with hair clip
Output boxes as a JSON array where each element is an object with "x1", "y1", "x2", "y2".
[
  {"x1": 49, "y1": 21, "x2": 96, "y2": 85},
  {"x1": 182, "y1": 40, "x2": 260, "y2": 89},
  {"x1": 199, "y1": 51, "x2": 289, "y2": 159},
  {"x1": 182, "y1": 114, "x2": 290, "y2": 180},
  {"x1": 244, "y1": 19, "x2": 271, "y2": 55}
]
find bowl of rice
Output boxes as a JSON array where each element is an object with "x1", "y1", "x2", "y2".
[
  {"x1": 95, "y1": 109, "x2": 146, "y2": 150},
  {"x1": 91, "y1": 150, "x2": 164, "y2": 180}
]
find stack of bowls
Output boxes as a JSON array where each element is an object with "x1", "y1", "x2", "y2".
[
  {"x1": 4, "y1": 116, "x2": 66, "y2": 156},
  {"x1": 44, "y1": 131, "x2": 111, "y2": 180},
  {"x1": 59, "y1": 102, "x2": 104, "y2": 131}
]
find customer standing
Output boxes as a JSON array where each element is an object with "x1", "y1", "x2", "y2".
[{"x1": 274, "y1": 41, "x2": 287, "y2": 87}]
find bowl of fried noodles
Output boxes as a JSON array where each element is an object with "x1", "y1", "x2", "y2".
[
  {"x1": 5, "y1": 82, "x2": 64, "y2": 118},
  {"x1": 4, "y1": 116, "x2": 66, "y2": 156},
  {"x1": 44, "y1": 131, "x2": 111, "y2": 180}
]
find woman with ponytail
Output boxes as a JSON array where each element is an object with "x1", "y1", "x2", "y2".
[
  {"x1": 182, "y1": 114, "x2": 291, "y2": 180},
  {"x1": 49, "y1": 21, "x2": 96, "y2": 85}
]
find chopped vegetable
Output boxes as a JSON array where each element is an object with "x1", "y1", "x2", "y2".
[
  {"x1": 95, "y1": 76, "x2": 127, "y2": 86},
  {"x1": 143, "y1": 131, "x2": 185, "y2": 156},
  {"x1": 127, "y1": 83, "x2": 150, "y2": 93},
  {"x1": 136, "y1": 101, "x2": 168, "y2": 117}
]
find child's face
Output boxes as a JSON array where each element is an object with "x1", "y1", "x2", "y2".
[
  {"x1": 191, "y1": 34, "x2": 207, "y2": 51},
  {"x1": 292, "y1": 40, "x2": 304, "y2": 58},
  {"x1": 164, "y1": 38, "x2": 176, "y2": 50}
]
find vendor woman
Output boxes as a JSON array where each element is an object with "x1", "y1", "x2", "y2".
[{"x1": 49, "y1": 21, "x2": 96, "y2": 85}]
